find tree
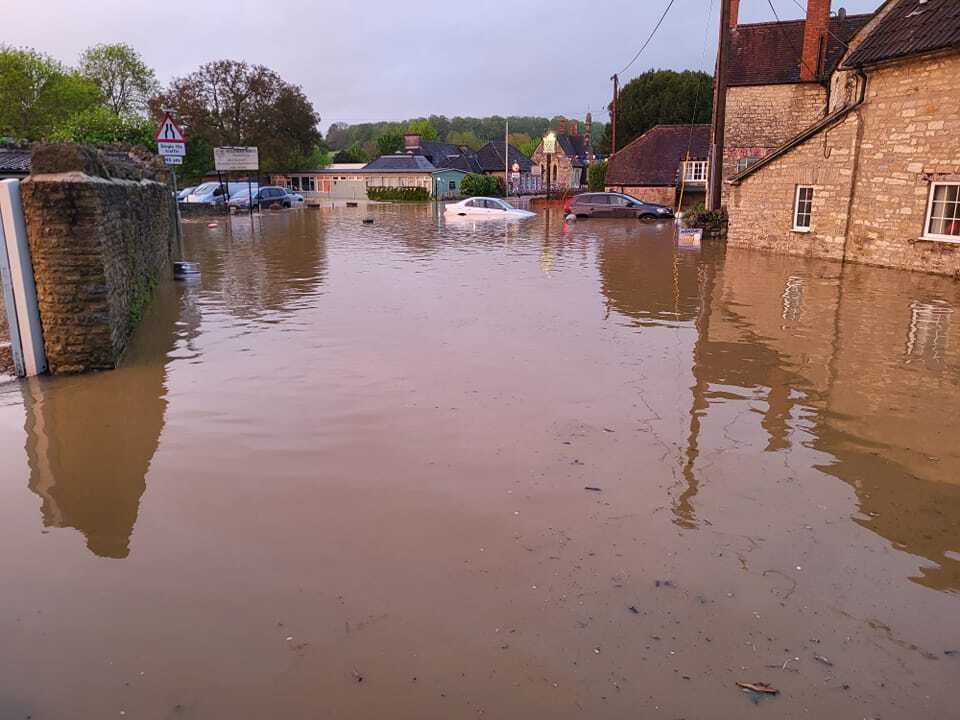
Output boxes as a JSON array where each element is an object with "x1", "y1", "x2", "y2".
[
  {"x1": 601, "y1": 69, "x2": 713, "y2": 154},
  {"x1": 406, "y1": 118, "x2": 439, "y2": 141},
  {"x1": 79, "y1": 43, "x2": 158, "y2": 116},
  {"x1": 333, "y1": 142, "x2": 367, "y2": 164},
  {"x1": 376, "y1": 132, "x2": 403, "y2": 156},
  {"x1": 587, "y1": 161, "x2": 608, "y2": 191},
  {"x1": 0, "y1": 46, "x2": 100, "y2": 140},
  {"x1": 447, "y1": 130, "x2": 481, "y2": 149},
  {"x1": 51, "y1": 106, "x2": 153, "y2": 145},
  {"x1": 151, "y1": 59, "x2": 322, "y2": 173},
  {"x1": 460, "y1": 173, "x2": 501, "y2": 197}
]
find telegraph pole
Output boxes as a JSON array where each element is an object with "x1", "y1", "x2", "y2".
[
  {"x1": 610, "y1": 74, "x2": 619, "y2": 156},
  {"x1": 708, "y1": 0, "x2": 732, "y2": 210}
]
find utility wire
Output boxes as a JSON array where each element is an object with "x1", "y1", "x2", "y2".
[
  {"x1": 766, "y1": 0, "x2": 818, "y2": 78},
  {"x1": 616, "y1": 0, "x2": 679, "y2": 77},
  {"x1": 786, "y1": 0, "x2": 855, "y2": 51}
]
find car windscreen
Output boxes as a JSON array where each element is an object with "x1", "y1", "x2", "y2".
[{"x1": 192, "y1": 183, "x2": 218, "y2": 194}]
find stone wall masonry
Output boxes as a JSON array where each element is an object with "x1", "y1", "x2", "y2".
[
  {"x1": 605, "y1": 186, "x2": 677, "y2": 207},
  {"x1": 726, "y1": 110, "x2": 861, "y2": 261},
  {"x1": 844, "y1": 53, "x2": 960, "y2": 275},
  {"x1": 723, "y1": 83, "x2": 828, "y2": 202},
  {"x1": 20, "y1": 144, "x2": 177, "y2": 374}
]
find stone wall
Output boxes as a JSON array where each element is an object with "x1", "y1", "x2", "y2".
[
  {"x1": 19, "y1": 144, "x2": 177, "y2": 374},
  {"x1": 0, "y1": 283, "x2": 10, "y2": 376},
  {"x1": 726, "y1": 111, "x2": 860, "y2": 260},
  {"x1": 844, "y1": 53, "x2": 960, "y2": 275},
  {"x1": 727, "y1": 51, "x2": 960, "y2": 277},
  {"x1": 723, "y1": 83, "x2": 828, "y2": 201}
]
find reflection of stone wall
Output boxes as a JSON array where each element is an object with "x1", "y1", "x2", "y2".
[
  {"x1": 0, "y1": 285, "x2": 11, "y2": 376},
  {"x1": 19, "y1": 144, "x2": 177, "y2": 373}
]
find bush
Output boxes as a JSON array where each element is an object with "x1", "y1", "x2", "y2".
[
  {"x1": 367, "y1": 186, "x2": 430, "y2": 202},
  {"x1": 587, "y1": 160, "x2": 607, "y2": 191},
  {"x1": 683, "y1": 202, "x2": 728, "y2": 228},
  {"x1": 459, "y1": 173, "x2": 502, "y2": 197}
]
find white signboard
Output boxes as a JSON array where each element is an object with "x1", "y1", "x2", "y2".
[
  {"x1": 164, "y1": 155, "x2": 183, "y2": 165},
  {"x1": 157, "y1": 142, "x2": 186, "y2": 157},
  {"x1": 214, "y1": 146, "x2": 259, "y2": 172}
]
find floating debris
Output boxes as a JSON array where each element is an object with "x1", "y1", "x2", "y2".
[
  {"x1": 736, "y1": 681, "x2": 779, "y2": 696},
  {"x1": 584, "y1": 486, "x2": 603, "y2": 492}
]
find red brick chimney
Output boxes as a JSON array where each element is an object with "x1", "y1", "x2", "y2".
[
  {"x1": 729, "y1": 0, "x2": 740, "y2": 27},
  {"x1": 801, "y1": 0, "x2": 831, "y2": 81},
  {"x1": 570, "y1": 121, "x2": 579, "y2": 136},
  {"x1": 558, "y1": 118, "x2": 567, "y2": 135}
]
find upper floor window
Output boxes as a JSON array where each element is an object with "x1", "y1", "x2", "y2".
[
  {"x1": 793, "y1": 186, "x2": 814, "y2": 231},
  {"x1": 923, "y1": 182, "x2": 960, "y2": 242},
  {"x1": 683, "y1": 160, "x2": 708, "y2": 182}
]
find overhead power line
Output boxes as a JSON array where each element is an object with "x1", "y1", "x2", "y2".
[{"x1": 616, "y1": 0, "x2": 679, "y2": 77}]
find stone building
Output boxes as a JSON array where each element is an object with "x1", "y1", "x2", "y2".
[
  {"x1": 530, "y1": 117, "x2": 593, "y2": 190},
  {"x1": 711, "y1": 0, "x2": 871, "y2": 204},
  {"x1": 725, "y1": 0, "x2": 960, "y2": 276},
  {"x1": 604, "y1": 124, "x2": 711, "y2": 209}
]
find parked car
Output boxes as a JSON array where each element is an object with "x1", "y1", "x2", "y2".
[
  {"x1": 183, "y1": 181, "x2": 258, "y2": 205},
  {"x1": 283, "y1": 188, "x2": 305, "y2": 207},
  {"x1": 228, "y1": 186, "x2": 295, "y2": 211},
  {"x1": 444, "y1": 197, "x2": 536, "y2": 219},
  {"x1": 564, "y1": 192, "x2": 674, "y2": 221},
  {"x1": 176, "y1": 186, "x2": 196, "y2": 201}
]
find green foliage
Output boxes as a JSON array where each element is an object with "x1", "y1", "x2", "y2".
[
  {"x1": 587, "y1": 160, "x2": 608, "y2": 191},
  {"x1": 333, "y1": 141, "x2": 368, "y2": 164},
  {"x1": 406, "y1": 118, "x2": 439, "y2": 141},
  {"x1": 367, "y1": 186, "x2": 430, "y2": 202},
  {"x1": 682, "y1": 202, "x2": 728, "y2": 228},
  {"x1": 51, "y1": 106, "x2": 153, "y2": 145},
  {"x1": 284, "y1": 144, "x2": 332, "y2": 171},
  {"x1": 79, "y1": 43, "x2": 158, "y2": 115},
  {"x1": 459, "y1": 173, "x2": 502, "y2": 198},
  {"x1": 0, "y1": 46, "x2": 101, "y2": 140},
  {"x1": 376, "y1": 132, "x2": 403, "y2": 156},
  {"x1": 600, "y1": 69, "x2": 713, "y2": 154},
  {"x1": 127, "y1": 272, "x2": 158, "y2": 330},
  {"x1": 447, "y1": 130, "x2": 481, "y2": 150}
]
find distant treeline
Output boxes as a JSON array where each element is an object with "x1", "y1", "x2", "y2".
[{"x1": 326, "y1": 115, "x2": 607, "y2": 161}]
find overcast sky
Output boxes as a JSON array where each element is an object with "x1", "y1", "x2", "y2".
[{"x1": 7, "y1": 0, "x2": 879, "y2": 131}]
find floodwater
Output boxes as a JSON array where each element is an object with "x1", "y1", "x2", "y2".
[{"x1": 1, "y1": 204, "x2": 958, "y2": 719}]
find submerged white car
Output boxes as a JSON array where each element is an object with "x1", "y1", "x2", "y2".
[{"x1": 444, "y1": 197, "x2": 536, "y2": 219}]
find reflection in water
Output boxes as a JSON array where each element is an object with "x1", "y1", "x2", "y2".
[
  {"x1": 599, "y1": 243, "x2": 960, "y2": 590},
  {"x1": 22, "y1": 283, "x2": 186, "y2": 558}
]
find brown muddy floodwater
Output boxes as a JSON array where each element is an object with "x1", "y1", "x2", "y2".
[{"x1": 1, "y1": 204, "x2": 959, "y2": 719}]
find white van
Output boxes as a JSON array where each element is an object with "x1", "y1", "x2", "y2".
[{"x1": 182, "y1": 181, "x2": 258, "y2": 205}]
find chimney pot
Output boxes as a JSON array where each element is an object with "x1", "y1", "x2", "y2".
[
  {"x1": 558, "y1": 118, "x2": 567, "y2": 135},
  {"x1": 730, "y1": 0, "x2": 740, "y2": 27}
]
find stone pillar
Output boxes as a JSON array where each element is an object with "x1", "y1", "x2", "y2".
[{"x1": 19, "y1": 144, "x2": 176, "y2": 374}]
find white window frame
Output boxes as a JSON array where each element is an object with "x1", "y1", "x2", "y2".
[
  {"x1": 683, "y1": 160, "x2": 708, "y2": 183},
  {"x1": 922, "y1": 181, "x2": 960, "y2": 243},
  {"x1": 793, "y1": 185, "x2": 814, "y2": 232}
]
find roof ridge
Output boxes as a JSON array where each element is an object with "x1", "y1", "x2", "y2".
[{"x1": 733, "y1": 12, "x2": 872, "y2": 30}]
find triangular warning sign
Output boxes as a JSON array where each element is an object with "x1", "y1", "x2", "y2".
[{"x1": 155, "y1": 113, "x2": 185, "y2": 143}]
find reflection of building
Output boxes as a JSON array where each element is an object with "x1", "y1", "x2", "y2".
[
  {"x1": 598, "y1": 238, "x2": 960, "y2": 591},
  {"x1": 22, "y1": 281, "x2": 188, "y2": 558}
]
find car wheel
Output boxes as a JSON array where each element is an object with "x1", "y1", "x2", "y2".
[
  {"x1": 639, "y1": 214, "x2": 656, "y2": 222},
  {"x1": 575, "y1": 214, "x2": 588, "y2": 219},
  {"x1": 283, "y1": 201, "x2": 291, "y2": 209}
]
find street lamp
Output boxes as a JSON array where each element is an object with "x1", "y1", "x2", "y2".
[{"x1": 543, "y1": 131, "x2": 557, "y2": 201}]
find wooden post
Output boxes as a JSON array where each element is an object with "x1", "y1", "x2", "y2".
[{"x1": 708, "y1": 0, "x2": 732, "y2": 210}]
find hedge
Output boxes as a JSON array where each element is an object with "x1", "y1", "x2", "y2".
[{"x1": 367, "y1": 186, "x2": 430, "y2": 202}]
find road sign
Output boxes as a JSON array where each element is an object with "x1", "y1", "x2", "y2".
[
  {"x1": 155, "y1": 113, "x2": 185, "y2": 144},
  {"x1": 164, "y1": 155, "x2": 183, "y2": 165},
  {"x1": 157, "y1": 142, "x2": 186, "y2": 157},
  {"x1": 214, "y1": 146, "x2": 259, "y2": 172}
]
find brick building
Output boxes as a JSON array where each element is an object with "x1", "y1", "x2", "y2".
[
  {"x1": 530, "y1": 117, "x2": 593, "y2": 190},
  {"x1": 605, "y1": 124, "x2": 711, "y2": 209},
  {"x1": 724, "y1": 0, "x2": 960, "y2": 275}
]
